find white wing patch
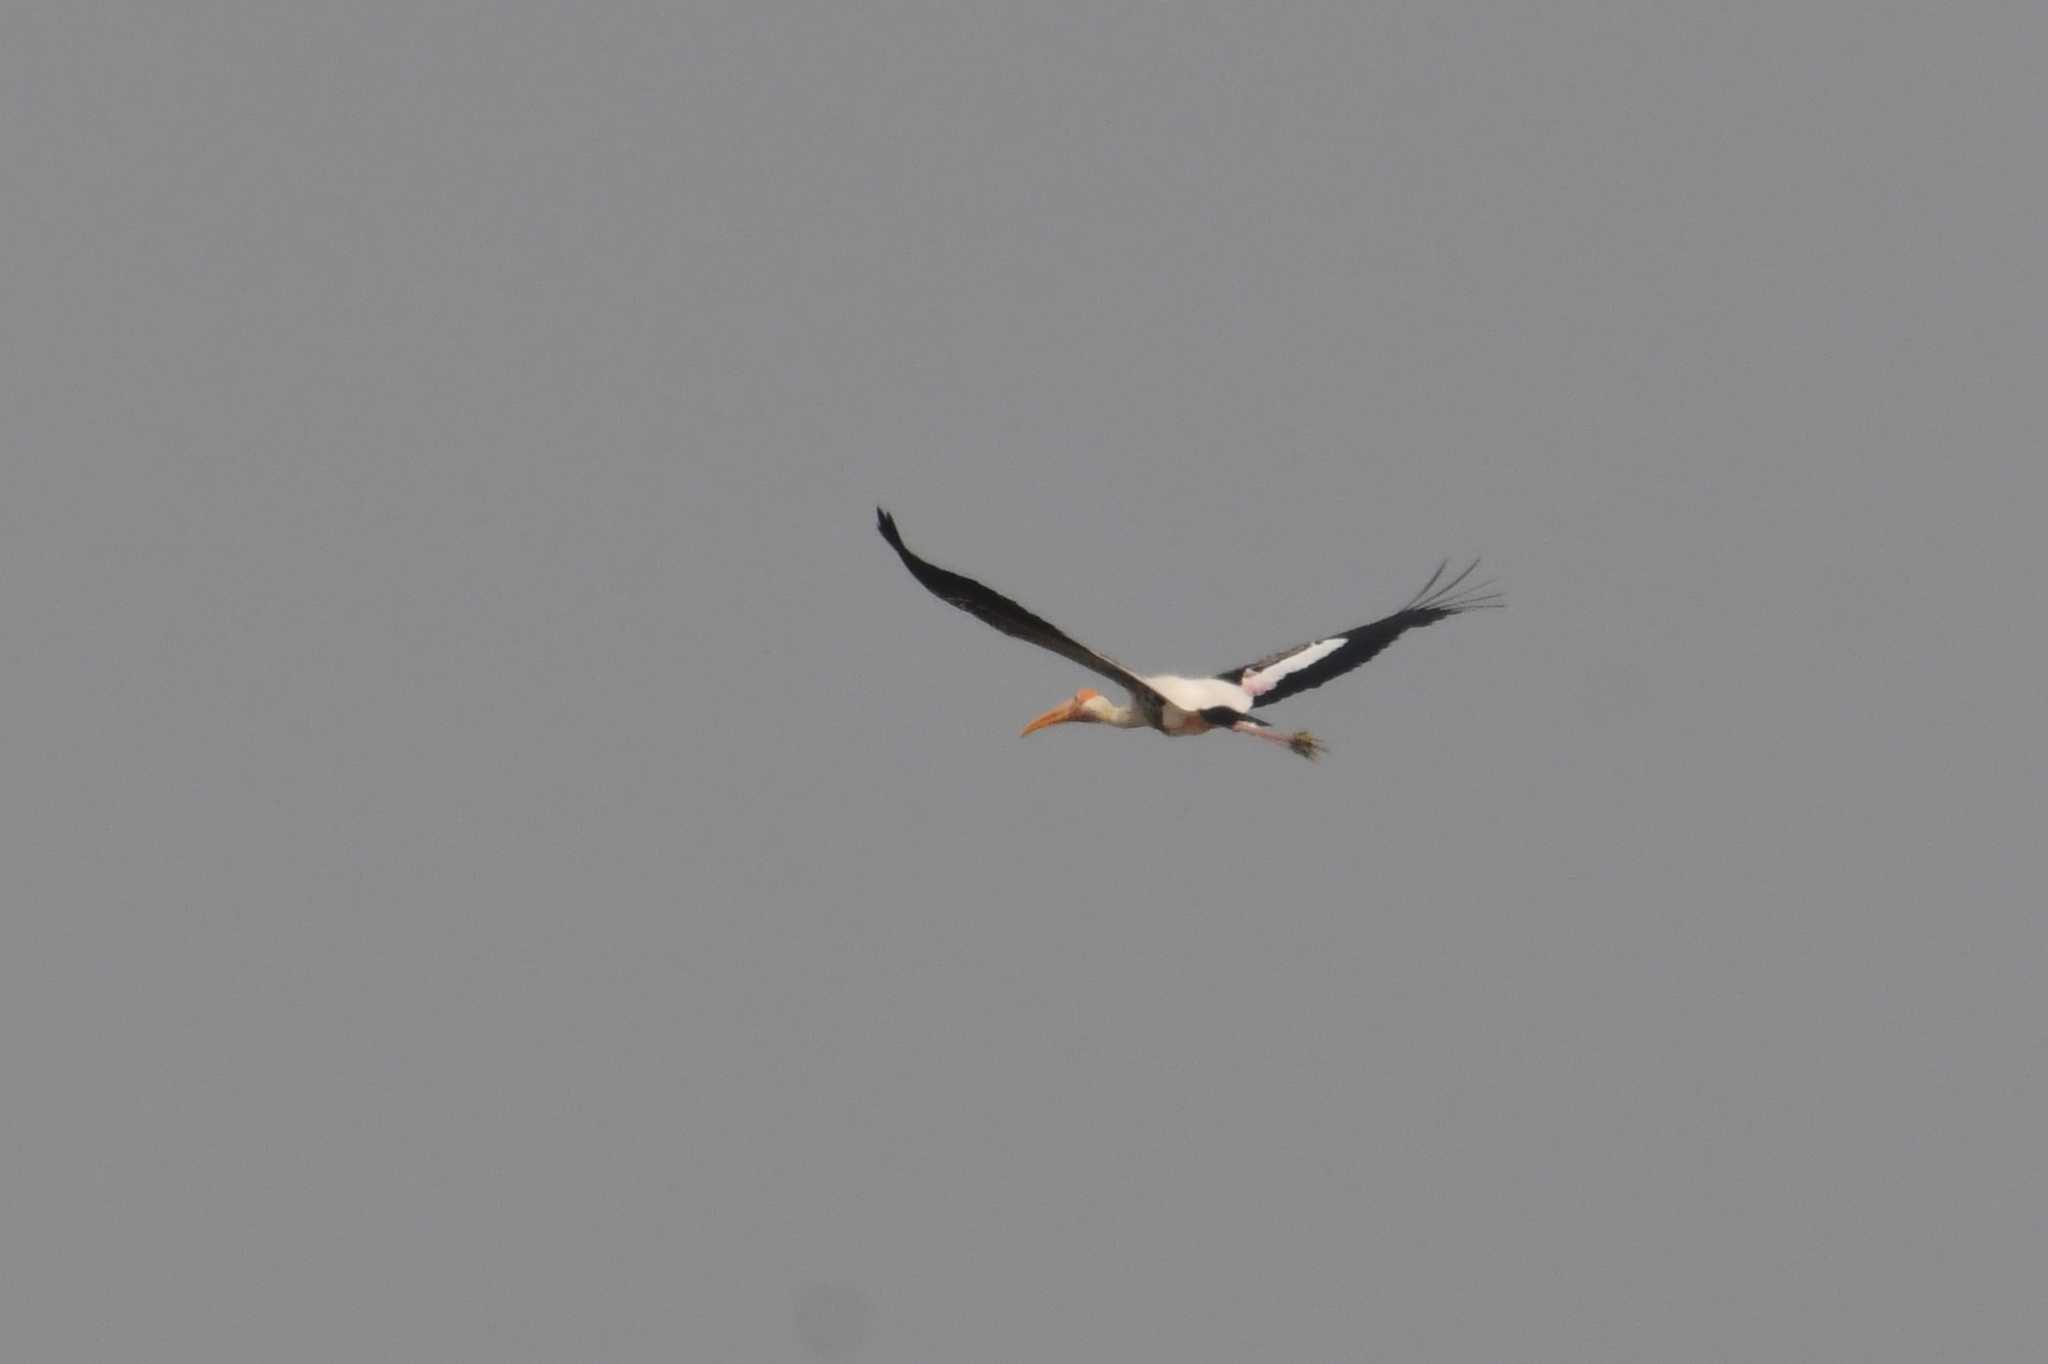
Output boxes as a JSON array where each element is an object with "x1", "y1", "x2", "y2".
[
  {"x1": 1145, "y1": 674, "x2": 1253, "y2": 712},
  {"x1": 1242, "y1": 637, "x2": 1346, "y2": 695}
]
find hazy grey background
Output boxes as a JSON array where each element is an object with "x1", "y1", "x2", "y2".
[{"x1": 4, "y1": 4, "x2": 2043, "y2": 1359}]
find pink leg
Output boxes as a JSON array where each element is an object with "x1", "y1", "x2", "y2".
[{"x1": 1231, "y1": 719, "x2": 1325, "y2": 760}]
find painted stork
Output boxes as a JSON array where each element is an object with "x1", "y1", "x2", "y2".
[{"x1": 876, "y1": 508, "x2": 1500, "y2": 760}]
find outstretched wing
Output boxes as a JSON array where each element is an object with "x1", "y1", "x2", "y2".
[
  {"x1": 877, "y1": 508, "x2": 1159, "y2": 701},
  {"x1": 1217, "y1": 559, "x2": 1502, "y2": 709}
]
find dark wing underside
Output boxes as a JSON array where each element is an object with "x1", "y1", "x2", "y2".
[
  {"x1": 877, "y1": 508, "x2": 1160, "y2": 703},
  {"x1": 1217, "y1": 559, "x2": 1502, "y2": 709}
]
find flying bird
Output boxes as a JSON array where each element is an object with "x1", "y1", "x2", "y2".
[{"x1": 876, "y1": 508, "x2": 1499, "y2": 760}]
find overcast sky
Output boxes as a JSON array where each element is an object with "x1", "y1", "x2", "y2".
[{"x1": 4, "y1": 4, "x2": 2044, "y2": 1360}]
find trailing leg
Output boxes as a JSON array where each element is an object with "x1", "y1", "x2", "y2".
[{"x1": 1230, "y1": 718, "x2": 1325, "y2": 761}]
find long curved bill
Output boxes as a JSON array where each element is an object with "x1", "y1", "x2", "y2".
[{"x1": 1019, "y1": 699, "x2": 1081, "y2": 737}]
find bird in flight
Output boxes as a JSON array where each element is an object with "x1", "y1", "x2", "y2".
[{"x1": 877, "y1": 508, "x2": 1500, "y2": 760}]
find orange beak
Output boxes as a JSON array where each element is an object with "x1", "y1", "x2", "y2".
[{"x1": 1020, "y1": 698, "x2": 1084, "y2": 737}]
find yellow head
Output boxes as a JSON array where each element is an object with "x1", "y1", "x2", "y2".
[{"x1": 1019, "y1": 687, "x2": 1101, "y2": 737}]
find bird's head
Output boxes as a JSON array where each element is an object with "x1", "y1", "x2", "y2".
[{"x1": 1020, "y1": 688, "x2": 1105, "y2": 737}]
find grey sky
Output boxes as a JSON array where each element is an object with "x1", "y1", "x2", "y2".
[{"x1": 4, "y1": 4, "x2": 2043, "y2": 1359}]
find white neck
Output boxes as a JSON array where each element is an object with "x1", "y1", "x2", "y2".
[{"x1": 1082, "y1": 694, "x2": 1146, "y2": 728}]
